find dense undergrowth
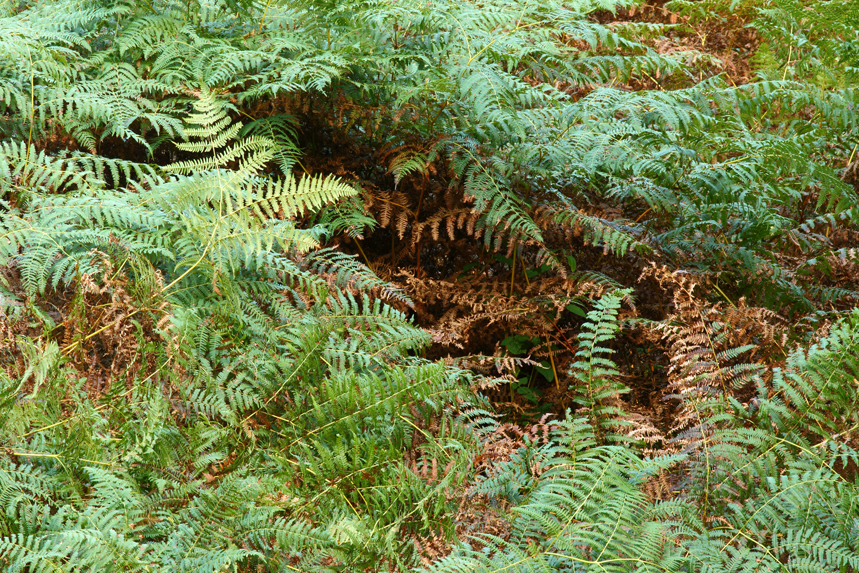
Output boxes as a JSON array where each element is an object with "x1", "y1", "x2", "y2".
[{"x1": 1, "y1": 0, "x2": 858, "y2": 571}]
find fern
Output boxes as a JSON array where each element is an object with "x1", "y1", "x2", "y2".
[
  {"x1": 429, "y1": 417, "x2": 691, "y2": 573},
  {"x1": 2, "y1": 0, "x2": 859, "y2": 570},
  {"x1": 569, "y1": 289, "x2": 634, "y2": 443}
]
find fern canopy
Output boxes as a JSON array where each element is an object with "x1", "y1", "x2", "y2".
[{"x1": 1, "y1": 0, "x2": 859, "y2": 571}]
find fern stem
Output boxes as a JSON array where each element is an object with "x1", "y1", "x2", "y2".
[
  {"x1": 464, "y1": 17, "x2": 548, "y2": 67},
  {"x1": 25, "y1": 46, "x2": 34, "y2": 172},
  {"x1": 711, "y1": 282, "x2": 736, "y2": 308},
  {"x1": 61, "y1": 307, "x2": 147, "y2": 355},
  {"x1": 519, "y1": 257, "x2": 560, "y2": 390},
  {"x1": 10, "y1": 450, "x2": 116, "y2": 467},
  {"x1": 427, "y1": 101, "x2": 449, "y2": 132},
  {"x1": 414, "y1": 183, "x2": 427, "y2": 278},
  {"x1": 257, "y1": 0, "x2": 273, "y2": 33},
  {"x1": 634, "y1": 207, "x2": 652, "y2": 223},
  {"x1": 847, "y1": 143, "x2": 858, "y2": 167},
  {"x1": 353, "y1": 237, "x2": 373, "y2": 271},
  {"x1": 509, "y1": 245, "x2": 516, "y2": 297},
  {"x1": 547, "y1": 341, "x2": 559, "y2": 390}
]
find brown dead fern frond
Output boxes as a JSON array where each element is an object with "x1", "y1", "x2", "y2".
[{"x1": 640, "y1": 264, "x2": 767, "y2": 442}]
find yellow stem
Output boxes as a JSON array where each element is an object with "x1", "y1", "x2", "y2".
[
  {"x1": 520, "y1": 258, "x2": 559, "y2": 389},
  {"x1": 257, "y1": 0, "x2": 273, "y2": 33},
  {"x1": 353, "y1": 237, "x2": 373, "y2": 271},
  {"x1": 634, "y1": 207, "x2": 652, "y2": 223},
  {"x1": 509, "y1": 246, "x2": 516, "y2": 297},
  {"x1": 711, "y1": 282, "x2": 736, "y2": 309}
]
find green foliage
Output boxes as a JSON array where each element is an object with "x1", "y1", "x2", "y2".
[
  {"x1": 430, "y1": 309, "x2": 859, "y2": 573},
  {"x1": 569, "y1": 289, "x2": 633, "y2": 442},
  {"x1": 0, "y1": 81, "x2": 478, "y2": 570},
  {"x1": 1, "y1": 0, "x2": 858, "y2": 570},
  {"x1": 1, "y1": 0, "x2": 855, "y2": 307},
  {"x1": 755, "y1": 0, "x2": 859, "y2": 86},
  {"x1": 427, "y1": 417, "x2": 691, "y2": 573}
]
